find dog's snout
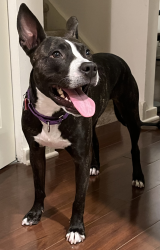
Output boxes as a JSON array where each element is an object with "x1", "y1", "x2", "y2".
[{"x1": 80, "y1": 62, "x2": 97, "y2": 78}]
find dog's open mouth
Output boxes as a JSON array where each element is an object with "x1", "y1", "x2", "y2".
[{"x1": 50, "y1": 85, "x2": 95, "y2": 117}]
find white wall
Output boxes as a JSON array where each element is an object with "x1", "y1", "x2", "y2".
[
  {"x1": 50, "y1": 0, "x2": 159, "y2": 121},
  {"x1": 44, "y1": 0, "x2": 66, "y2": 30},
  {"x1": 49, "y1": 0, "x2": 112, "y2": 53}
]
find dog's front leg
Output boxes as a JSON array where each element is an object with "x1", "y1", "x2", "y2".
[
  {"x1": 66, "y1": 146, "x2": 91, "y2": 244},
  {"x1": 22, "y1": 144, "x2": 46, "y2": 226}
]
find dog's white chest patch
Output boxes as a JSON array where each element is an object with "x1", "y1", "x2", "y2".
[
  {"x1": 33, "y1": 88, "x2": 71, "y2": 149},
  {"x1": 34, "y1": 122, "x2": 71, "y2": 149}
]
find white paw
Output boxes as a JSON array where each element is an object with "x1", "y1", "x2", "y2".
[
  {"x1": 90, "y1": 168, "x2": 99, "y2": 176},
  {"x1": 22, "y1": 218, "x2": 32, "y2": 226},
  {"x1": 132, "y1": 180, "x2": 144, "y2": 188},
  {"x1": 66, "y1": 232, "x2": 85, "y2": 244}
]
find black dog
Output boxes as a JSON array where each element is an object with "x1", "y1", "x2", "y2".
[{"x1": 17, "y1": 3, "x2": 150, "y2": 245}]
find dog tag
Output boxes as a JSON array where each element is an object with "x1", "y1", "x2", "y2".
[{"x1": 47, "y1": 122, "x2": 50, "y2": 133}]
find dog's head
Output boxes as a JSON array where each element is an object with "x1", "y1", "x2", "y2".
[{"x1": 17, "y1": 4, "x2": 99, "y2": 117}]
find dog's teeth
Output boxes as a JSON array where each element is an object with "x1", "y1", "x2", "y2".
[
  {"x1": 65, "y1": 97, "x2": 69, "y2": 101},
  {"x1": 57, "y1": 88, "x2": 63, "y2": 95},
  {"x1": 69, "y1": 100, "x2": 71, "y2": 102},
  {"x1": 60, "y1": 93, "x2": 65, "y2": 98}
]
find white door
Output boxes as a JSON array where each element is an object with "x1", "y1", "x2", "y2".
[{"x1": 0, "y1": 0, "x2": 15, "y2": 169}]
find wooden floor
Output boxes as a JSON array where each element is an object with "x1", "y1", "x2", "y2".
[{"x1": 1, "y1": 121, "x2": 160, "y2": 250}]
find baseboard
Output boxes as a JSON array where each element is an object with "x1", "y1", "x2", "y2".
[
  {"x1": 22, "y1": 147, "x2": 59, "y2": 165},
  {"x1": 141, "y1": 115, "x2": 159, "y2": 123},
  {"x1": 139, "y1": 102, "x2": 159, "y2": 122}
]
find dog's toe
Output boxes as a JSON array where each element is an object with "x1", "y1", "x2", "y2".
[
  {"x1": 90, "y1": 167, "x2": 99, "y2": 176},
  {"x1": 132, "y1": 180, "x2": 144, "y2": 188},
  {"x1": 22, "y1": 218, "x2": 30, "y2": 226},
  {"x1": 66, "y1": 232, "x2": 85, "y2": 244},
  {"x1": 22, "y1": 216, "x2": 39, "y2": 226}
]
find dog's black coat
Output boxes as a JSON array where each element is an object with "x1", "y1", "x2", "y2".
[{"x1": 17, "y1": 3, "x2": 145, "y2": 244}]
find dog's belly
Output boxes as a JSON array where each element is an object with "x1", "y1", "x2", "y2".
[{"x1": 34, "y1": 122, "x2": 71, "y2": 149}]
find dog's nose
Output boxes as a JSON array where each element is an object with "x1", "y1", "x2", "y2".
[{"x1": 80, "y1": 62, "x2": 97, "y2": 78}]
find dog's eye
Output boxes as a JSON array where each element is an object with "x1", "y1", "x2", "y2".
[
  {"x1": 51, "y1": 51, "x2": 62, "y2": 58},
  {"x1": 86, "y1": 49, "x2": 90, "y2": 56}
]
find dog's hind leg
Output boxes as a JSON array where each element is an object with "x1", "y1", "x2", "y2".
[
  {"x1": 113, "y1": 101, "x2": 126, "y2": 126},
  {"x1": 22, "y1": 140, "x2": 46, "y2": 226},
  {"x1": 90, "y1": 122, "x2": 100, "y2": 176},
  {"x1": 114, "y1": 100, "x2": 145, "y2": 188},
  {"x1": 127, "y1": 117, "x2": 144, "y2": 188}
]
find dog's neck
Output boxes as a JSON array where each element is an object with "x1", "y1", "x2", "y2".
[
  {"x1": 29, "y1": 70, "x2": 65, "y2": 118},
  {"x1": 35, "y1": 88, "x2": 61, "y2": 117}
]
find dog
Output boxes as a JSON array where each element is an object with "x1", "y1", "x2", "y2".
[{"x1": 17, "y1": 3, "x2": 148, "y2": 245}]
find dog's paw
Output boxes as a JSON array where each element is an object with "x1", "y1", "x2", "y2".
[
  {"x1": 132, "y1": 180, "x2": 144, "y2": 188},
  {"x1": 132, "y1": 172, "x2": 145, "y2": 189},
  {"x1": 66, "y1": 232, "x2": 85, "y2": 244},
  {"x1": 22, "y1": 213, "x2": 41, "y2": 226},
  {"x1": 90, "y1": 167, "x2": 99, "y2": 176},
  {"x1": 22, "y1": 205, "x2": 44, "y2": 226}
]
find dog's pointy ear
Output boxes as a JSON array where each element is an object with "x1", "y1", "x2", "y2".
[
  {"x1": 66, "y1": 16, "x2": 78, "y2": 39},
  {"x1": 17, "y1": 3, "x2": 46, "y2": 56}
]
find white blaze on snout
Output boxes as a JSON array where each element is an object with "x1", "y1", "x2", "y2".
[{"x1": 65, "y1": 40, "x2": 99, "y2": 87}]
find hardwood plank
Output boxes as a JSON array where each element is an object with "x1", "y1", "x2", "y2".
[
  {"x1": 0, "y1": 156, "x2": 130, "y2": 244},
  {"x1": 118, "y1": 221, "x2": 160, "y2": 250},
  {"x1": 0, "y1": 157, "x2": 66, "y2": 200},
  {"x1": 1, "y1": 156, "x2": 160, "y2": 244},
  {"x1": 124, "y1": 141, "x2": 160, "y2": 164},
  {"x1": 1, "y1": 122, "x2": 160, "y2": 249},
  {"x1": 96, "y1": 121, "x2": 121, "y2": 137},
  {"x1": 0, "y1": 159, "x2": 75, "y2": 201},
  {"x1": 0, "y1": 160, "x2": 76, "y2": 239},
  {"x1": 56, "y1": 124, "x2": 160, "y2": 164},
  {"x1": 90, "y1": 156, "x2": 160, "y2": 203},
  {"x1": 47, "y1": 185, "x2": 160, "y2": 250},
  {"x1": 57, "y1": 149, "x2": 72, "y2": 162},
  {"x1": 2, "y1": 156, "x2": 160, "y2": 250},
  {"x1": 0, "y1": 190, "x2": 126, "y2": 250},
  {"x1": 96, "y1": 122, "x2": 122, "y2": 149}
]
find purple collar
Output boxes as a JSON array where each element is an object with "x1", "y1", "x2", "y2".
[{"x1": 25, "y1": 89, "x2": 69, "y2": 132}]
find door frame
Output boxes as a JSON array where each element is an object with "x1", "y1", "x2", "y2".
[{"x1": 7, "y1": 0, "x2": 23, "y2": 162}]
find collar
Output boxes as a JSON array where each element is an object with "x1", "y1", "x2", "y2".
[{"x1": 24, "y1": 88, "x2": 69, "y2": 132}]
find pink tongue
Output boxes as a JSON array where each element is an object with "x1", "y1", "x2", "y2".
[{"x1": 63, "y1": 88, "x2": 95, "y2": 117}]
